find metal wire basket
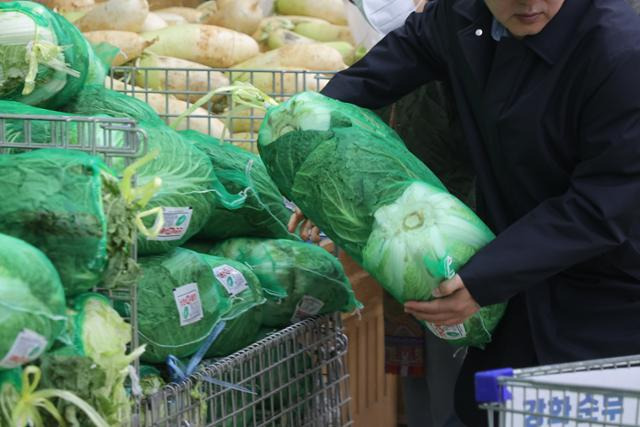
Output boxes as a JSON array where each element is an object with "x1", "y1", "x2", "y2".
[
  {"x1": 476, "y1": 354, "x2": 640, "y2": 427},
  {"x1": 109, "y1": 66, "x2": 336, "y2": 150},
  {"x1": 137, "y1": 313, "x2": 352, "y2": 427}
]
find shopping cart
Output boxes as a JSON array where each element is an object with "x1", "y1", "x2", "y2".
[{"x1": 476, "y1": 354, "x2": 640, "y2": 427}]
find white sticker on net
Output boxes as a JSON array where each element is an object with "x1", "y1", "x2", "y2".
[
  {"x1": 0, "y1": 329, "x2": 48, "y2": 369},
  {"x1": 426, "y1": 322, "x2": 467, "y2": 340},
  {"x1": 148, "y1": 207, "x2": 193, "y2": 241},
  {"x1": 173, "y1": 282, "x2": 204, "y2": 326},
  {"x1": 291, "y1": 295, "x2": 325, "y2": 323},
  {"x1": 212, "y1": 265, "x2": 249, "y2": 296}
]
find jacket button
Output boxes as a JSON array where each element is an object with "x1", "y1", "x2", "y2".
[{"x1": 475, "y1": 29, "x2": 483, "y2": 36}]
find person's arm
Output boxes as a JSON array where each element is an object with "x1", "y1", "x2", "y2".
[
  {"x1": 458, "y1": 52, "x2": 640, "y2": 307},
  {"x1": 321, "y1": 1, "x2": 448, "y2": 109}
]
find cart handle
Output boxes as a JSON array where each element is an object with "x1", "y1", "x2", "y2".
[{"x1": 475, "y1": 368, "x2": 514, "y2": 403}]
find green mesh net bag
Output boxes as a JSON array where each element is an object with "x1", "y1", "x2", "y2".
[
  {"x1": 204, "y1": 237, "x2": 361, "y2": 328},
  {"x1": 0, "y1": 149, "x2": 140, "y2": 296},
  {"x1": 134, "y1": 248, "x2": 232, "y2": 363},
  {"x1": 197, "y1": 253, "x2": 266, "y2": 358},
  {"x1": 180, "y1": 130, "x2": 298, "y2": 241},
  {"x1": 0, "y1": 1, "x2": 106, "y2": 109},
  {"x1": 258, "y1": 91, "x2": 506, "y2": 348},
  {"x1": 62, "y1": 86, "x2": 247, "y2": 255},
  {"x1": 0, "y1": 234, "x2": 67, "y2": 371}
]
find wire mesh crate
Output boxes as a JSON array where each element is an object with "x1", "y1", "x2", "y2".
[
  {"x1": 138, "y1": 313, "x2": 352, "y2": 427},
  {"x1": 0, "y1": 113, "x2": 146, "y2": 357},
  {"x1": 109, "y1": 66, "x2": 336, "y2": 150},
  {"x1": 476, "y1": 354, "x2": 640, "y2": 427}
]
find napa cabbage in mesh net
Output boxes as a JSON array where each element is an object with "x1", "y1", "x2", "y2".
[
  {"x1": 258, "y1": 91, "x2": 505, "y2": 348},
  {"x1": 0, "y1": 234, "x2": 65, "y2": 372},
  {"x1": 0, "y1": 1, "x2": 106, "y2": 108},
  {"x1": 180, "y1": 129, "x2": 297, "y2": 241},
  {"x1": 133, "y1": 248, "x2": 231, "y2": 363},
  {"x1": 197, "y1": 253, "x2": 266, "y2": 358},
  {"x1": 0, "y1": 149, "x2": 139, "y2": 296},
  {"x1": 40, "y1": 293, "x2": 144, "y2": 427},
  {"x1": 205, "y1": 238, "x2": 361, "y2": 327},
  {"x1": 0, "y1": 234, "x2": 66, "y2": 369},
  {"x1": 62, "y1": 86, "x2": 247, "y2": 255}
]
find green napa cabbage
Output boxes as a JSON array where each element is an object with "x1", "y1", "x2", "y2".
[
  {"x1": 205, "y1": 238, "x2": 361, "y2": 327},
  {"x1": 0, "y1": 1, "x2": 105, "y2": 108},
  {"x1": 0, "y1": 149, "x2": 139, "y2": 295},
  {"x1": 134, "y1": 248, "x2": 231, "y2": 363},
  {"x1": 40, "y1": 293, "x2": 144, "y2": 427},
  {"x1": 180, "y1": 129, "x2": 298, "y2": 241},
  {"x1": 258, "y1": 92, "x2": 506, "y2": 348}
]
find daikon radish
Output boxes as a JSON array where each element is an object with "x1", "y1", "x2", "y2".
[
  {"x1": 83, "y1": 31, "x2": 156, "y2": 66},
  {"x1": 154, "y1": 7, "x2": 202, "y2": 23},
  {"x1": 252, "y1": 15, "x2": 353, "y2": 49},
  {"x1": 75, "y1": 0, "x2": 149, "y2": 32},
  {"x1": 141, "y1": 24, "x2": 260, "y2": 67},
  {"x1": 106, "y1": 77, "x2": 229, "y2": 138},
  {"x1": 225, "y1": 108, "x2": 264, "y2": 133},
  {"x1": 266, "y1": 29, "x2": 356, "y2": 64},
  {"x1": 140, "y1": 12, "x2": 167, "y2": 32},
  {"x1": 198, "y1": 0, "x2": 262, "y2": 35},
  {"x1": 294, "y1": 21, "x2": 353, "y2": 43},
  {"x1": 233, "y1": 43, "x2": 346, "y2": 71},
  {"x1": 230, "y1": 67, "x2": 329, "y2": 95},
  {"x1": 275, "y1": 0, "x2": 347, "y2": 25},
  {"x1": 148, "y1": 0, "x2": 200, "y2": 10},
  {"x1": 154, "y1": 11, "x2": 186, "y2": 25},
  {"x1": 135, "y1": 53, "x2": 229, "y2": 103}
]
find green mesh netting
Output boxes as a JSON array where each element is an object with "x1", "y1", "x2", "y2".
[
  {"x1": 63, "y1": 85, "x2": 247, "y2": 255},
  {"x1": 135, "y1": 248, "x2": 231, "y2": 363},
  {"x1": 196, "y1": 253, "x2": 266, "y2": 358},
  {"x1": 258, "y1": 91, "x2": 506, "y2": 348},
  {"x1": 0, "y1": 1, "x2": 105, "y2": 109},
  {"x1": 0, "y1": 234, "x2": 66, "y2": 371},
  {"x1": 204, "y1": 237, "x2": 360, "y2": 328},
  {"x1": 180, "y1": 129, "x2": 298, "y2": 241},
  {"x1": 0, "y1": 149, "x2": 137, "y2": 296}
]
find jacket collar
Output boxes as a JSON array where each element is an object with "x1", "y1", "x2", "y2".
[{"x1": 452, "y1": 0, "x2": 590, "y2": 65}]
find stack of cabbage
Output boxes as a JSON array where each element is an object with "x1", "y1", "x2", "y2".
[{"x1": 258, "y1": 92, "x2": 507, "y2": 348}]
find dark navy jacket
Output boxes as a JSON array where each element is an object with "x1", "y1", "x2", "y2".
[{"x1": 322, "y1": 0, "x2": 640, "y2": 363}]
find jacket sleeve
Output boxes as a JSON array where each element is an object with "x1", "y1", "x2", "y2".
[
  {"x1": 459, "y1": 51, "x2": 640, "y2": 307},
  {"x1": 320, "y1": 1, "x2": 449, "y2": 109}
]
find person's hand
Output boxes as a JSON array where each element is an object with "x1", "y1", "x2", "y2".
[
  {"x1": 288, "y1": 207, "x2": 321, "y2": 243},
  {"x1": 404, "y1": 274, "x2": 480, "y2": 325}
]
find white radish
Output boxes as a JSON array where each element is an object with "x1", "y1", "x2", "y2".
[
  {"x1": 74, "y1": 0, "x2": 149, "y2": 32},
  {"x1": 106, "y1": 77, "x2": 229, "y2": 138},
  {"x1": 275, "y1": 0, "x2": 347, "y2": 25},
  {"x1": 140, "y1": 12, "x2": 167, "y2": 32},
  {"x1": 154, "y1": 7, "x2": 202, "y2": 23},
  {"x1": 198, "y1": 0, "x2": 263, "y2": 35},
  {"x1": 135, "y1": 53, "x2": 229, "y2": 103},
  {"x1": 153, "y1": 11, "x2": 187, "y2": 26},
  {"x1": 233, "y1": 43, "x2": 346, "y2": 71},
  {"x1": 83, "y1": 31, "x2": 156, "y2": 66},
  {"x1": 230, "y1": 67, "x2": 329, "y2": 96},
  {"x1": 141, "y1": 24, "x2": 260, "y2": 68}
]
